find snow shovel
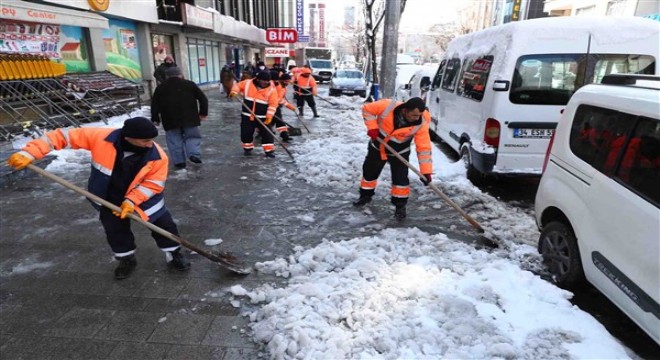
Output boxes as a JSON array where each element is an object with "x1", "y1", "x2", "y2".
[
  {"x1": 298, "y1": 89, "x2": 350, "y2": 110},
  {"x1": 273, "y1": 113, "x2": 303, "y2": 136},
  {"x1": 25, "y1": 164, "x2": 252, "y2": 275},
  {"x1": 232, "y1": 95, "x2": 295, "y2": 160},
  {"x1": 375, "y1": 138, "x2": 485, "y2": 234}
]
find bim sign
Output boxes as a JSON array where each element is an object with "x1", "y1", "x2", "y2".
[{"x1": 266, "y1": 28, "x2": 298, "y2": 43}]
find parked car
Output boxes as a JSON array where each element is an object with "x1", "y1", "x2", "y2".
[
  {"x1": 329, "y1": 69, "x2": 367, "y2": 97},
  {"x1": 395, "y1": 66, "x2": 437, "y2": 102},
  {"x1": 535, "y1": 74, "x2": 659, "y2": 345},
  {"x1": 425, "y1": 16, "x2": 658, "y2": 183}
]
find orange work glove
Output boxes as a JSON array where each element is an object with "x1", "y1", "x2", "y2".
[
  {"x1": 264, "y1": 117, "x2": 273, "y2": 125},
  {"x1": 7, "y1": 152, "x2": 33, "y2": 170},
  {"x1": 286, "y1": 103, "x2": 296, "y2": 111},
  {"x1": 229, "y1": 92, "x2": 237, "y2": 98},
  {"x1": 112, "y1": 200, "x2": 135, "y2": 219}
]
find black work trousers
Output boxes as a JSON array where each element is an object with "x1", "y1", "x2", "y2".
[
  {"x1": 99, "y1": 207, "x2": 180, "y2": 257},
  {"x1": 240, "y1": 115, "x2": 274, "y2": 151},
  {"x1": 273, "y1": 107, "x2": 289, "y2": 137},
  {"x1": 360, "y1": 141, "x2": 410, "y2": 207},
  {"x1": 296, "y1": 95, "x2": 317, "y2": 116}
]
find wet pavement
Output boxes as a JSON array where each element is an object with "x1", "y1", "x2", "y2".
[{"x1": 0, "y1": 89, "x2": 480, "y2": 359}]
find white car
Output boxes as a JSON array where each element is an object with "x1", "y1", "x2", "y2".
[
  {"x1": 395, "y1": 66, "x2": 438, "y2": 102},
  {"x1": 535, "y1": 74, "x2": 659, "y2": 344}
]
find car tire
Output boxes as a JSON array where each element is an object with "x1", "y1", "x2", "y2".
[
  {"x1": 538, "y1": 221, "x2": 585, "y2": 290},
  {"x1": 460, "y1": 143, "x2": 485, "y2": 185},
  {"x1": 329, "y1": 89, "x2": 338, "y2": 96},
  {"x1": 358, "y1": 91, "x2": 366, "y2": 98}
]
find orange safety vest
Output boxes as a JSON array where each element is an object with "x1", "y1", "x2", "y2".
[
  {"x1": 231, "y1": 79, "x2": 279, "y2": 120},
  {"x1": 362, "y1": 99, "x2": 433, "y2": 175},
  {"x1": 19, "y1": 127, "x2": 170, "y2": 221},
  {"x1": 295, "y1": 73, "x2": 317, "y2": 96}
]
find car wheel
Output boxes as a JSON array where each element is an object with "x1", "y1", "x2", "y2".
[
  {"x1": 538, "y1": 221, "x2": 585, "y2": 289},
  {"x1": 358, "y1": 91, "x2": 366, "y2": 98},
  {"x1": 329, "y1": 89, "x2": 337, "y2": 96},
  {"x1": 460, "y1": 143, "x2": 484, "y2": 185}
]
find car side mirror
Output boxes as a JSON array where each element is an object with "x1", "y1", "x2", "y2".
[
  {"x1": 404, "y1": 84, "x2": 411, "y2": 90},
  {"x1": 421, "y1": 85, "x2": 429, "y2": 92},
  {"x1": 492, "y1": 80, "x2": 510, "y2": 91}
]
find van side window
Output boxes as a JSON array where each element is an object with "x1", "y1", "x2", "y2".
[
  {"x1": 591, "y1": 54, "x2": 655, "y2": 84},
  {"x1": 456, "y1": 55, "x2": 493, "y2": 102},
  {"x1": 510, "y1": 54, "x2": 584, "y2": 105},
  {"x1": 441, "y1": 58, "x2": 461, "y2": 92},
  {"x1": 431, "y1": 59, "x2": 446, "y2": 90},
  {"x1": 569, "y1": 105, "x2": 636, "y2": 174},
  {"x1": 616, "y1": 117, "x2": 660, "y2": 205}
]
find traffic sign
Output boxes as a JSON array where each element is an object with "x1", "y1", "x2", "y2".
[{"x1": 298, "y1": 35, "x2": 310, "y2": 43}]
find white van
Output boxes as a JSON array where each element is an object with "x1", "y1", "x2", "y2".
[
  {"x1": 426, "y1": 16, "x2": 659, "y2": 181},
  {"x1": 535, "y1": 74, "x2": 659, "y2": 344}
]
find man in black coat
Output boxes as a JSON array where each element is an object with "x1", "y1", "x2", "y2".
[
  {"x1": 153, "y1": 55, "x2": 177, "y2": 85},
  {"x1": 151, "y1": 67, "x2": 209, "y2": 169}
]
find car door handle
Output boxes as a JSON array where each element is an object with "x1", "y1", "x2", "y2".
[{"x1": 436, "y1": 97, "x2": 439, "y2": 103}]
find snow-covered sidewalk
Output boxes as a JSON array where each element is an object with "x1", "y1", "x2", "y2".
[{"x1": 222, "y1": 96, "x2": 633, "y2": 359}]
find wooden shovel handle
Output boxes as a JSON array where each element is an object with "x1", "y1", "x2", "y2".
[
  {"x1": 375, "y1": 138, "x2": 485, "y2": 233},
  {"x1": 25, "y1": 164, "x2": 226, "y2": 262}
]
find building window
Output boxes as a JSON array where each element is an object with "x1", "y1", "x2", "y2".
[
  {"x1": 576, "y1": 5, "x2": 597, "y2": 16},
  {"x1": 606, "y1": 0, "x2": 628, "y2": 15}
]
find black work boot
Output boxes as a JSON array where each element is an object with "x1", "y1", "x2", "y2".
[
  {"x1": 313, "y1": 108, "x2": 320, "y2": 118},
  {"x1": 243, "y1": 149, "x2": 253, "y2": 156},
  {"x1": 352, "y1": 195, "x2": 372, "y2": 207},
  {"x1": 394, "y1": 205, "x2": 407, "y2": 220},
  {"x1": 298, "y1": 109, "x2": 304, "y2": 116},
  {"x1": 281, "y1": 133, "x2": 291, "y2": 143},
  {"x1": 168, "y1": 249, "x2": 191, "y2": 271},
  {"x1": 265, "y1": 152, "x2": 275, "y2": 158},
  {"x1": 114, "y1": 255, "x2": 137, "y2": 280}
]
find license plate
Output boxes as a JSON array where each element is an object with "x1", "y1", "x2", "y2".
[
  {"x1": 343, "y1": 90, "x2": 355, "y2": 94},
  {"x1": 513, "y1": 128, "x2": 554, "y2": 138}
]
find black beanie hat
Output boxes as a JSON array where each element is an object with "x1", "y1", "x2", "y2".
[
  {"x1": 122, "y1": 117, "x2": 158, "y2": 139},
  {"x1": 402, "y1": 97, "x2": 427, "y2": 112},
  {"x1": 255, "y1": 71, "x2": 271, "y2": 81},
  {"x1": 279, "y1": 73, "x2": 291, "y2": 81}
]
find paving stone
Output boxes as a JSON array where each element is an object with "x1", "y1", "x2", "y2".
[
  {"x1": 148, "y1": 313, "x2": 215, "y2": 345},
  {"x1": 132, "y1": 275, "x2": 191, "y2": 298},
  {"x1": 44, "y1": 307, "x2": 115, "y2": 338},
  {"x1": 166, "y1": 344, "x2": 225, "y2": 360},
  {"x1": 0, "y1": 304, "x2": 70, "y2": 336},
  {"x1": 145, "y1": 297, "x2": 239, "y2": 317},
  {"x1": 107, "y1": 341, "x2": 171, "y2": 359},
  {"x1": 94, "y1": 310, "x2": 166, "y2": 341},
  {"x1": 201, "y1": 316, "x2": 254, "y2": 347}
]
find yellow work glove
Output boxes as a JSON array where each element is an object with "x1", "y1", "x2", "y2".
[
  {"x1": 264, "y1": 117, "x2": 273, "y2": 125},
  {"x1": 112, "y1": 200, "x2": 135, "y2": 219},
  {"x1": 286, "y1": 103, "x2": 296, "y2": 111},
  {"x1": 7, "y1": 152, "x2": 33, "y2": 170},
  {"x1": 228, "y1": 92, "x2": 237, "y2": 98}
]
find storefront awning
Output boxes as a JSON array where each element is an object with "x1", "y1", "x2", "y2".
[{"x1": 0, "y1": 0, "x2": 109, "y2": 29}]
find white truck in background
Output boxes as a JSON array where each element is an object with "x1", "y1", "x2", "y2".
[{"x1": 296, "y1": 47, "x2": 335, "y2": 83}]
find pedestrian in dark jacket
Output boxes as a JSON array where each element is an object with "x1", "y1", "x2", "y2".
[
  {"x1": 153, "y1": 55, "x2": 176, "y2": 85},
  {"x1": 151, "y1": 66, "x2": 209, "y2": 169}
]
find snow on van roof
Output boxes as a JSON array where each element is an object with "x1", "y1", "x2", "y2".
[
  {"x1": 445, "y1": 16, "x2": 659, "y2": 80},
  {"x1": 448, "y1": 16, "x2": 659, "y2": 57}
]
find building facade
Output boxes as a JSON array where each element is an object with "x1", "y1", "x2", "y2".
[{"x1": 0, "y1": 0, "x2": 289, "y2": 92}]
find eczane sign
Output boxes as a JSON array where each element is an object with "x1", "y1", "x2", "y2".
[
  {"x1": 266, "y1": 28, "x2": 298, "y2": 43},
  {"x1": 265, "y1": 47, "x2": 289, "y2": 57}
]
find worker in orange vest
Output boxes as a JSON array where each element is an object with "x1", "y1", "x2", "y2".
[
  {"x1": 7, "y1": 118, "x2": 191, "y2": 279},
  {"x1": 353, "y1": 97, "x2": 433, "y2": 220},
  {"x1": 294, "y1": 67, "x2": 319, "y2": 118},
  {"x1": 230, "y1": 71, "x2": 280, "y2": 157},
  {"x1": 272, "y1": 72, "x2": 298, "y2": 142}
]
